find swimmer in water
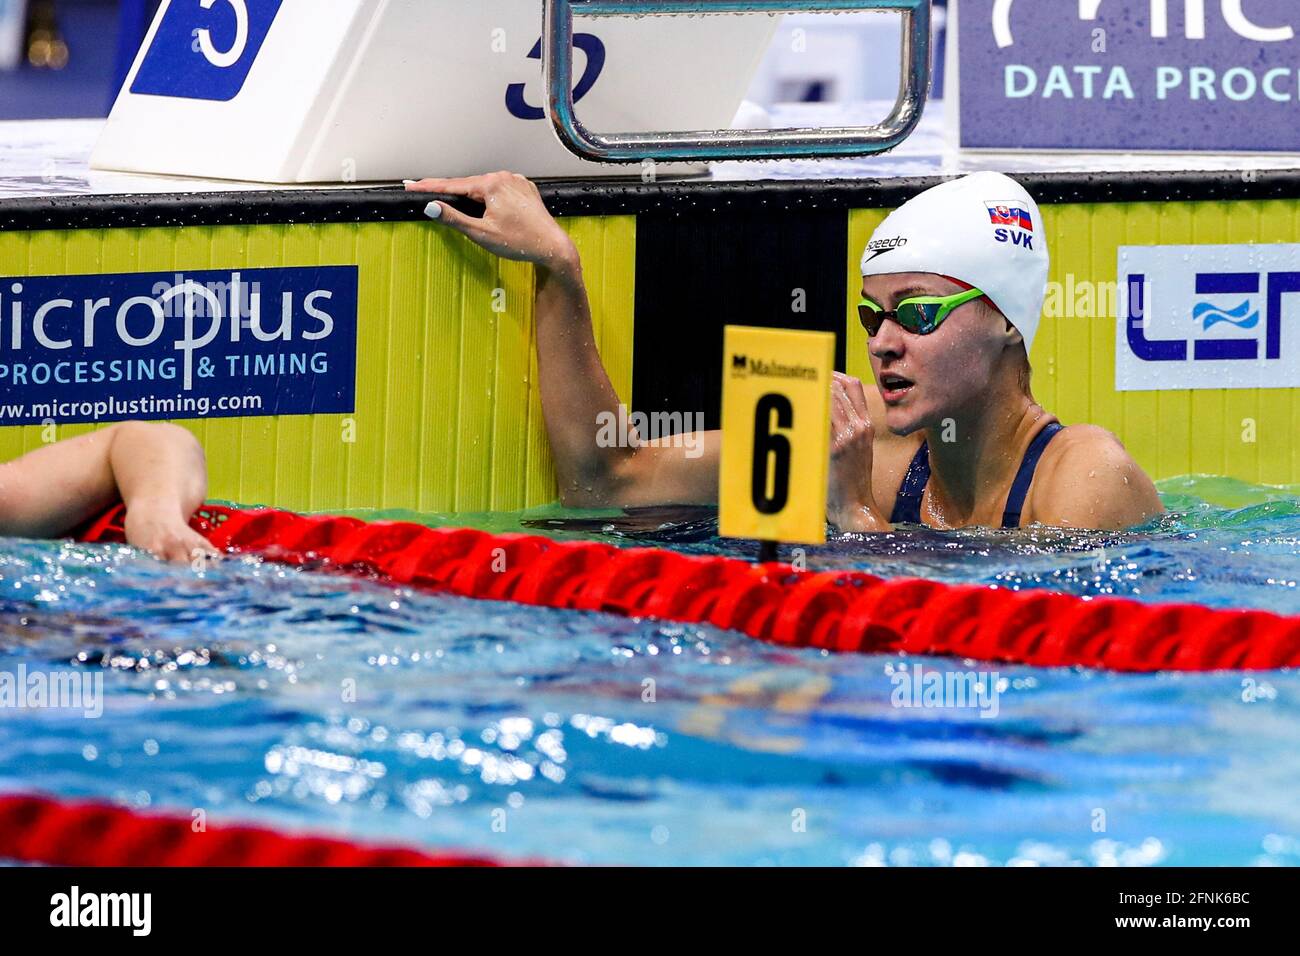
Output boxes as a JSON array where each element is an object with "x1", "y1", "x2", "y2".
[
  {"x1": 408, "y1": 171, "x2": 1163, "y2": 531},
  {"x1": 0, "y1": 422, "x2": 215, "y2": 561}
]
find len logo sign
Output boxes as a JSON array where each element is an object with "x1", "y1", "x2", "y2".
[{"x1": 1116, "y1": 244, "x2": 1300, "y2": 391}]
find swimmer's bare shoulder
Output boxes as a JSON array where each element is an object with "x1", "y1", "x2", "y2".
[{"x1": 1023, "y1": 424, "x2": 1164, "y2": 530}]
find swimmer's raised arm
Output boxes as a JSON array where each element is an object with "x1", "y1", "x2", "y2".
[
  {"x1": 533, "y1": 254, "x2": 722, "y2": 506},
  {"x1": 0, "y1": 421, "x2": 215, "y2": 561},
  {"x1": 408, "y1": 172, "x2": 719, "y2": 507}
]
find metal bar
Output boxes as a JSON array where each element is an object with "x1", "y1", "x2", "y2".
[{"x1": 543, "y1": 0, "x2": 932, "y2": 163}]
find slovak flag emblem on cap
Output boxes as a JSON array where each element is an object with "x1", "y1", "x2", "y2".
[{"x1": 985, "y1": 202, "x2": 1034, "y2": 232}]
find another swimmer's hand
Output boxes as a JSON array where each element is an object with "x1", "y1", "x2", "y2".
[
  {"x1": 406, "y1": 172, "x2": 580, "y2": 275},
  {"x1": 828, "y1": 372, "x2": 891, "y2": 533},
  {"x1": 106, "y1": 422, "x2": 216, "y2": 564},
  {"x1": 123, "y1": 498, "x2": 219, "y2": 564}
]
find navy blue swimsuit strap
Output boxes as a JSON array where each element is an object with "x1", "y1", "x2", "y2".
[
  {"x1": 888, "y1": 423, "x2": 1065, "y2": 528},
  {"x1": 1001, "y1": 422, "x2": 1064, "y2": 529},
  {"x1": 889, "y1": 441, "x2": 932, "y2": 525}
]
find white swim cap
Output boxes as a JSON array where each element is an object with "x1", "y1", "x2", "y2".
[{"x1": 859, "y1": 172, "x2": 1050, "y2": 354}]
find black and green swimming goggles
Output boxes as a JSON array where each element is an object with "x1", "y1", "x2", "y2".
[{"x1": 857, "y1": 286, "x2": 986, "y2": 337}]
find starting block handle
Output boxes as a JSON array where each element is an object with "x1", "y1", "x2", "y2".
[{"x1": 543, "y1": 0, "x2": 933, "y2": 163}]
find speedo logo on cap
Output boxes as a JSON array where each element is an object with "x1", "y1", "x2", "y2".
[{"x1": 863, "y1": 236, "x2": 908, "y2": 262}]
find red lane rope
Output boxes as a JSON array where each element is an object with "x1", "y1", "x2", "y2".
[
  {"x1": 80, "y1": 505, "x2": 1300, "y2": 672},
  {"x1": 0, "y1": 793, "x2": 513, "y2": 867}
]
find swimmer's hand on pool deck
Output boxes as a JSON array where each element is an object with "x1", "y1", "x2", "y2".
[
  {"x1": 406, "y1": 172, "x2": 578, "y2": 270},
  {"x1": 410, "y1": 172, "x2": 722, "y2": 507},
  {"x1": 0, "y1": 422, "x2": 217, "y2": 563}
]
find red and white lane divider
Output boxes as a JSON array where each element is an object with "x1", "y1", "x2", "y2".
[
  {"x1": 0, "y1": 792, "x2": 518, "y2": 867},
  {"x1": 77, "y1": 504, "x2": 1300, "y2": 672}
]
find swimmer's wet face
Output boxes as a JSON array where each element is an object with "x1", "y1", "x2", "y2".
[{"x1": 863, "y1": 272, "x2": 1024, "y2": 436}]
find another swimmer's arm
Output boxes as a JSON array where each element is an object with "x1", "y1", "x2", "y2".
[
  {"x1": 1026, "y1": 427, "x2": 1164, "y2": 530},
  {"x1": 409, "y1": 172, "x2": 720, "y2": 507},
  {"x1": 111, "y1": 423, "x2": 217, "y2": 560},
  {"x1": 0, "y1": 422, "x2": 215, "y2": 561}
]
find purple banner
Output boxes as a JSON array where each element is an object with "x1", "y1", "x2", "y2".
[{"x1": 956, "y1": 0, "x2": 1300, "y2": 151}]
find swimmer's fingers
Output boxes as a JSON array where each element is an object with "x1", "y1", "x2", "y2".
[
  {"x1": 829, "y1": 382, "x2": 856, "y2": 450},
  {"x1": 138, "y1": 528, "x2": 216, "y2": 564},
  {"x1": 422, "y1": 199, "x2": 489, "y2": 243},
  {"x1": 157, "y1": 530, "x2": 213, "y2": 565},
  {"x1": 406, "y1": 171, "x2": 535, "y2": 204},
  {"x1": 830, "y1": 374, "x2": 873, "y2": 452},
  {"x1": 404, "y1": 175, "x2": 492, "y2": 201},
  {"x1": 406, "y1": 175, "x2": 496, "y2": 238},
  {"x1": 830, "y1": 375, "x2": 855, "y2": 425},
  {"x1": 414, "y1": 173, "x2": 573, "y2": 267},
  {"x1": 186, "y1": 539, "x2": 223, "y2": 570},
  {"x1": 838, "y1": 373, "x2": 872, "y2": 422},
  {"x1": 831, "y1": 371, "x2": 856, "y2": 414}
]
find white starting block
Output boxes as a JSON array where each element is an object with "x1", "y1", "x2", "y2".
[{"x1": 91, "y1": 0, "x2": 780, "y2": 183}]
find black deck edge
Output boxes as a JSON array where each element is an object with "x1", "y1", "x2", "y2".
[{"x1": 3, "y1": 168, "x2": 1300, "y2": 232}]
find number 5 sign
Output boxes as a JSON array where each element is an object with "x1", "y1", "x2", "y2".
[
  {"x1": 197, "y1": 0, "x2": 250, "y2": 68},
  {"x1": 131, "y1": 0, "x2": 284, "y2": 102},
  {"x1": 719, "y1": 326, "x2": 835, "y2": 546}
]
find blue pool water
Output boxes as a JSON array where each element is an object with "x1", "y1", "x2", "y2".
[{"x1": 1, "y1": 477, "x2": 1297, "y2": 866}]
